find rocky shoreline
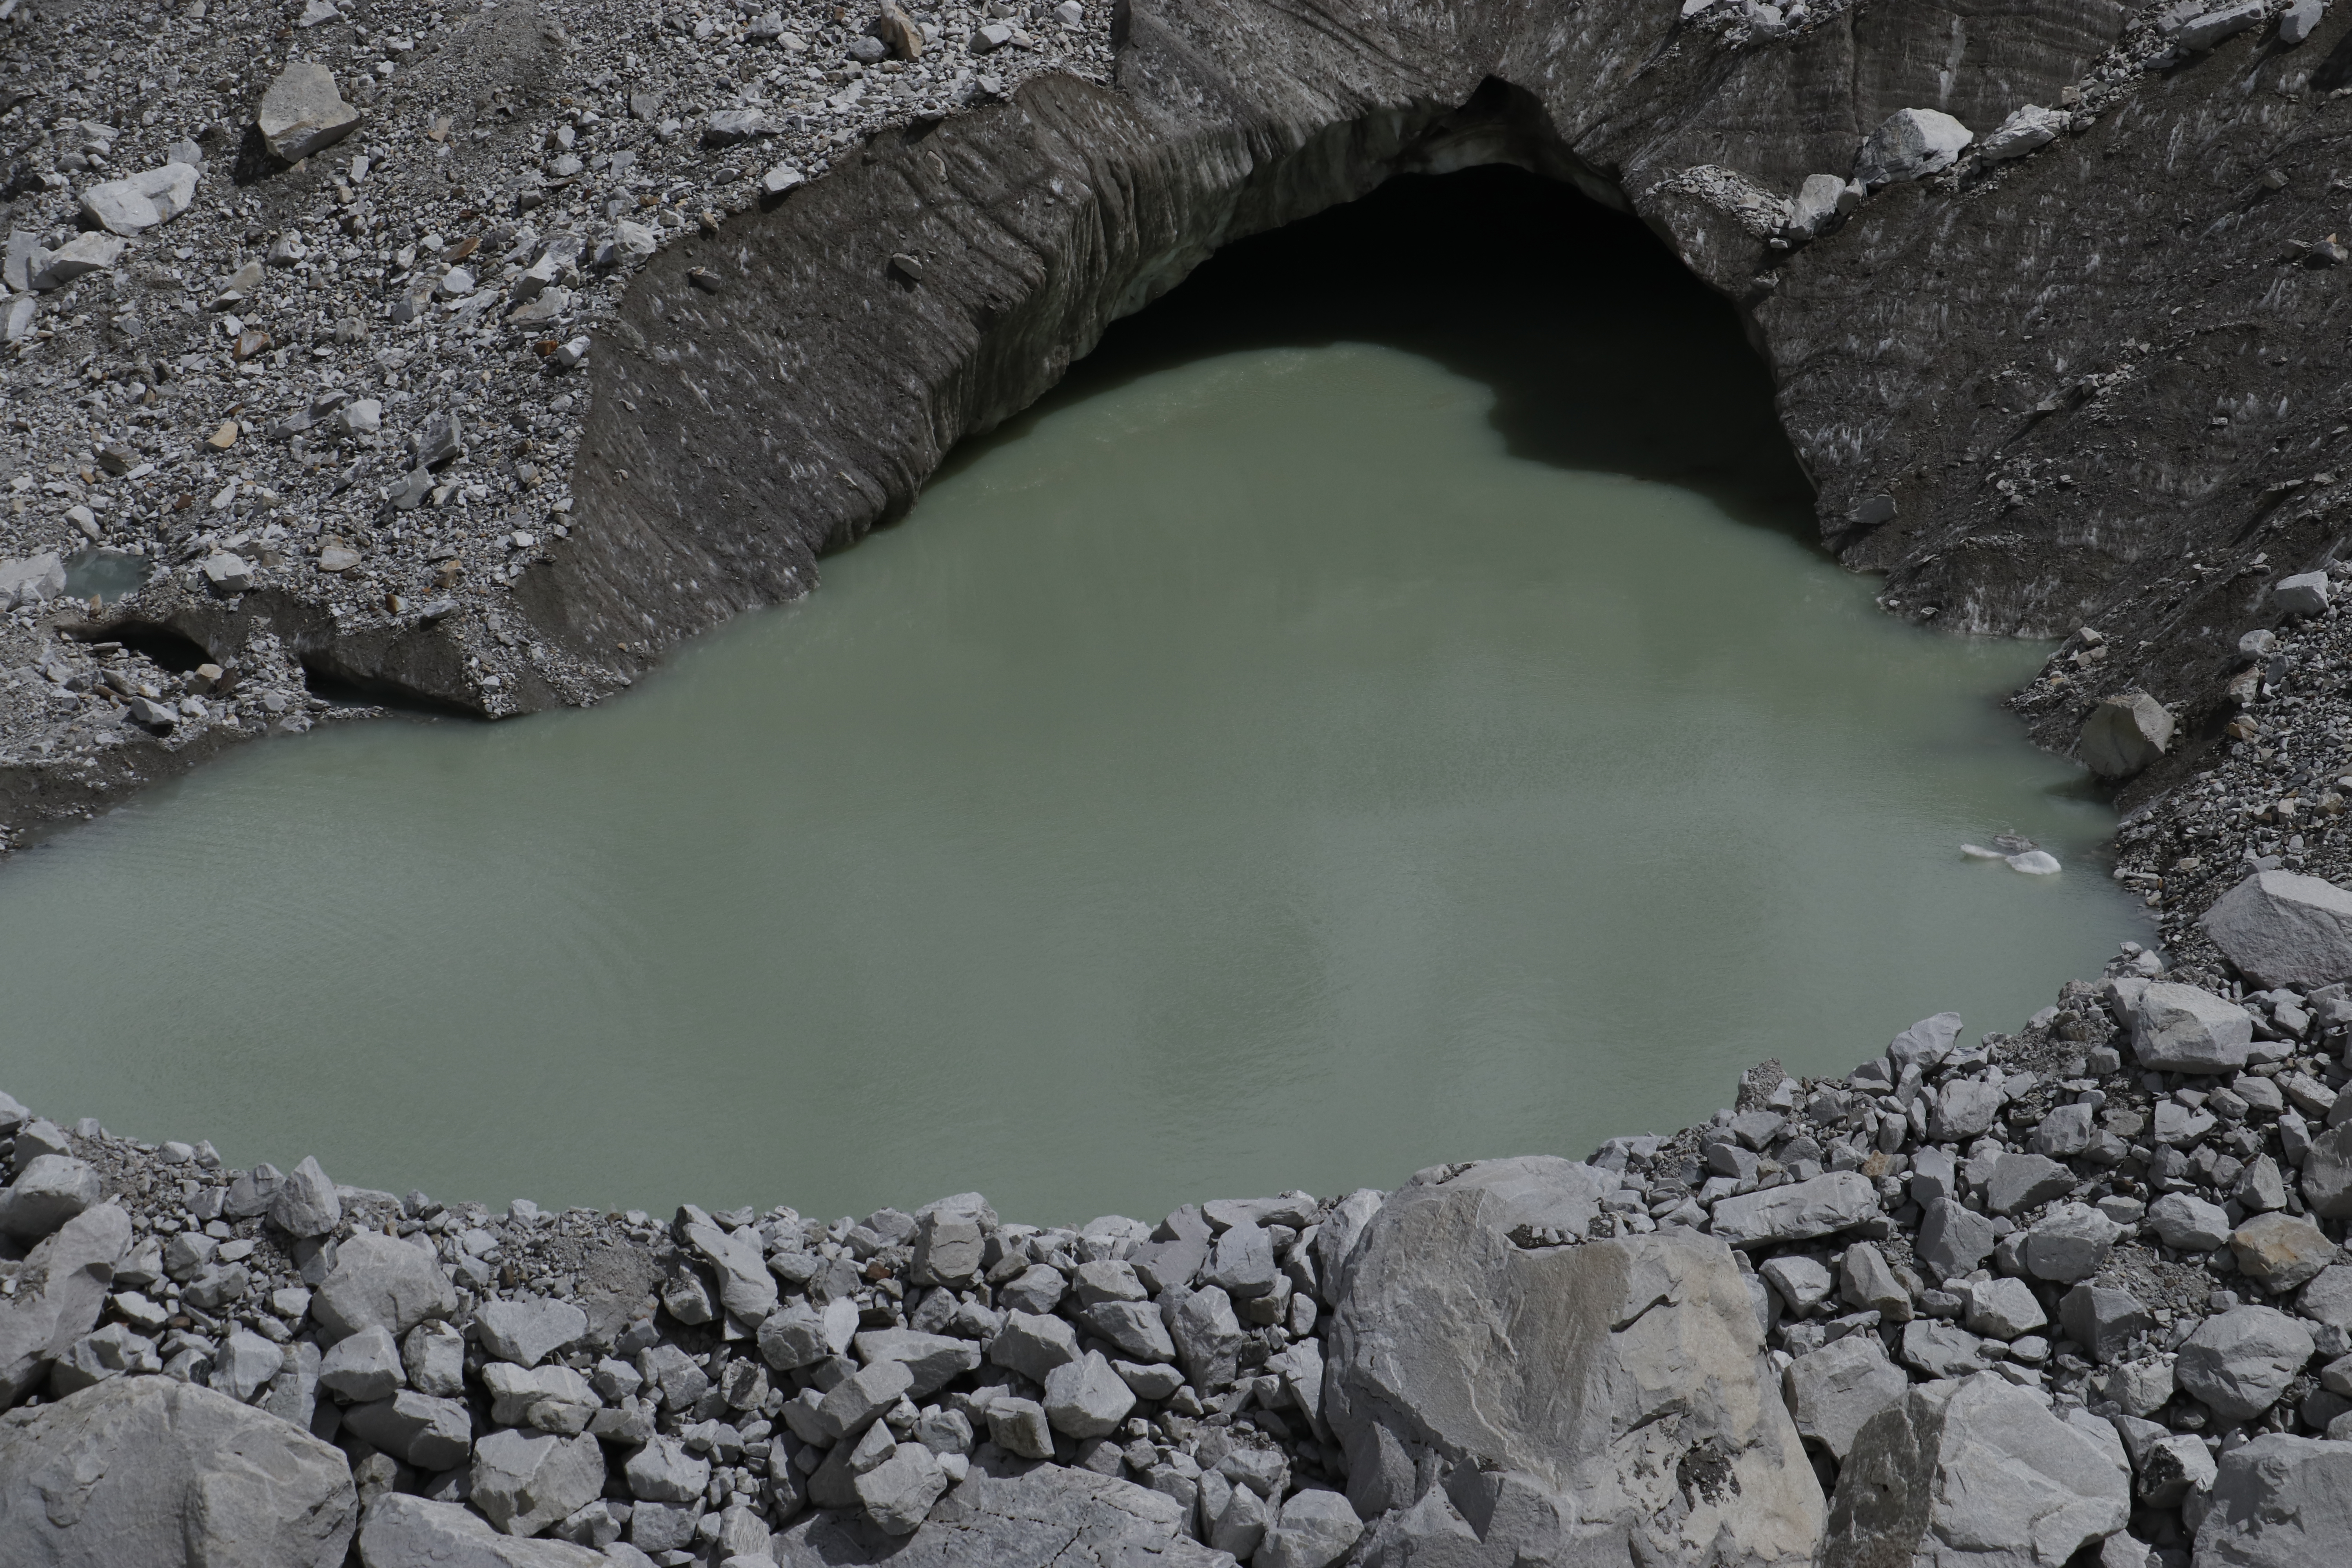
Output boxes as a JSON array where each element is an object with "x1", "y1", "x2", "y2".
[{"x1": 13, "y1": 870, "x2": 2352, "y2": 1564}]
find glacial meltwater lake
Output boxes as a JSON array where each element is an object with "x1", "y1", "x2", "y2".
[{"x1": 0, "y1": 172, "x2": 2146, "y2": 1224}]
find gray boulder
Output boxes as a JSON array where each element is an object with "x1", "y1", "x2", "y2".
[
  {"x1": 0, "y1": 1376, "x2": 356, "y2": 1566},
  {"x1": 1782, "y1": 1332, "x2": 1908, "y2": 1461},
  {"x1": 2176, "y1": 1307, "x2": 2315, "y2": 1421},
  {"x1": 2079, "y1": 692, "x2": 2175, "y2": 781},
  {"x1": 1986, "y1": 1152, "x2": 2075, "y2": 1216},
  {"x1": 2149, "y1": 1192, "x2": 2234, "y2": 1252},
  {"x1": 1259, "y1": 1488, "x2": 1365, "y2": 1568},
  {"x1": 1821, "y1": 1372, "x2": 2128, "y2": 1566},
  {"x1": 2201, "y1": 871, "x2": 2352, "y2": 989},
  {"x1": 2132, "y1": 984, "x2": 2253, "y2": 1074},
  {"x1": 2025, "y1": 1203, "x2": 2121, "y2": 1283},
  {"x1": 1708, "y1": 1171, "x2": 1880, "y2": 1247},
  {"x1": 1162, "y1": 1285, "x2": 1245, "y2": 1391},
  {"x1": 0, "y1": 1202, "x2": 131, "y2": 1405},
  {"x1": 854, "y1": 1328, "x2": 982, "y2": 1397},
  {"x1": 0, "y1": 1154, "x2": 102, "y2": 1239},
  {"x1": 1044, "y1": 1350, "x2": 1135, "y2": 1439},
  {"x1": 1855, "y1": 107, "x2": 1973, "y2": 187},
  {"x1": 852, "y1": 1442, "x2": 950, "y2": 1534},
  {"x1": 1916, "y1": 1197, "x2": 1998, "y2": 1277},
  {"x1": 259, "y1": 62, "x2": 363, "y2": 163},
  {"x1": 268, "y1": 1156, "x2": 341, "y2": 1238},
  {"x1": 2303, "y1": 1123, "x2": 2352, "y2": 1219},
  {"x1": 2192, "y1": 1434, "x2": 2352, "y2": 1566},
  {"x1": 314, "y1": 1232, "x2": 457, "y2": 1344},
  {"x1": 773, "y1": 1464, "x2": 1228, "y2": 1565},
  {"x1": 1978, "y1": 104, "x2": 2067, "y2": 162},
  {"x1": 343, "y1": 1390, "x2": 473, "y2": 1470},
  {"x1": 1325, "y1": 1160, "x2": 1824, "y2": 1563},
  {"x1": 357, "y1": 1493, "x2": 608, "y2": 1566},
  {"x1": 473, "y1": 1296, "x2": 586, "y2": 1367},
  {"x1": 2231, "y1": 1212, "x2": 2337, "y2": 1292},
  {"x1": 319, "y1": 1326, "x2": 405, "y2": 1403},
  {"x1": 470, "y1": 1429, "x2": 605, "y2": 1537},
  {"x1": 988, "y1": 1309, "x2": 1082, "y2": 1385}
]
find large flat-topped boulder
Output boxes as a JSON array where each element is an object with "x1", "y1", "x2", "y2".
[
  {"x1": 2192, "y1": 1434, "x2": 2352, "y2": 1566},
  {"x1": 0, "y1": 1376, "x2": 356, "y2": 1566},
  {"x1": 1324, "y1": 1160, "x2": 1824, "y2": 1565},
  {"x1": 2201, "y1": 870, "x2": 2352, "y2": 989}
]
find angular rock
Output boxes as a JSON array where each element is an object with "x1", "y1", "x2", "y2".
[
  {"x1": 760, "y1": 1296, "x2": 858, "y2": 1369},
  {"x1": 1259, "y1": 1488, "x2": 1365, "y2": 1568},
  {"x1": 2233, "y1": 1212, "x2": 2337, "y2": 1292},
  {"x1": 2134, "y1": 983, "x2": 2255, "y2": 1073},
  {"x1": 1162, "y1": 1285, "x2": 1246, "y2": 1392},
  {"x1": 28, "y1": 233, "x2": 125, "y2": 290},
  {"x1": 2060, "y1": 1283, "x2": 2151, "y2": 1366},
  {"x1": 1782, "y1": 1332, "x2": 1908, "y2": 1462},
  {"x1": 774, "y1": 1464, "x2": 1217, "y2": 1566},
  {"x1": 319, "y1": 1324, "x2": 405, "y2": 1402},
  {"x1": 985, "y1": 1396, "x2": 1053, "y2": 1459},
  {"x1": 0, "y1": 1154, "x2": 101, "y2": 1238},
  {"x1": 1821, "y1": 1372, "x2": 2128, "y2": 1567},
  {"x1": 813, "y1": 1357, "x2": 914, "y2": 1441},
  {"x1": 1898, "y1": 1319, "x2": 1994, "y2": 1379},
  {"x1": 472, "y1": 1428, "x2": 606, "y2": 1538},
  {"x1": 2304, "y1": 1123, "x2": 2352, "y2": 1219},
  {"x1": 2174, "y1": 0, "x2": 2268, "y2": 48},
  {"x1": 987, "y1": 1310, "x2": 1080, "y2": 1385},
  {"x1": 2150, "y1": 1191, "x2": 2235, "y2": 1252},
  {"x1": 2080, "y1": 692, "x2": 2174, "y2": 781},
  {"x1": 681, "y1": 1220, "x2": 776, "y2": 1324},
  {"x1": 1326, "y1": 1161, "x2": 1823, "y2": 1561},
  {"x1": 0, "y1": 1202, "x2": 131, "y2": 1405},
  {"x1": 259, "y1": 63, "x2": 363, "y2": 162},
  {"x1": 269, "y1": 1156, "x2": 341, "y2": 1238},
  {"x1": 216, "y1": 1328, "x2": 287, "y2": 1402},
  {"x1": 474, "y1": 1296, "x2": 586, "y2": 1368},
  {"x1": 358, "y1": 1493, "x2": 608, "y2": 1566},
  {"x1": 314, "y1": 1232, "x2": 457, "y2": 1344},
  {"x1": 1855, "y1": 107, "x2": 1973, "y2": 187},
  {"x1": 1978, "y1": 104, "x2": 2067, "y2": 162},
  {"x1": 0, "y1": 1377, "x2": 356, "y2": 1566},
  {"x1": 1077, "y1": 1299, "x2": 1177, "y2": 1363},
  {"x1": 78, "y1": 162, "x2": 201, "y2": 236},
  {"x1": 2192, "y1": 1433, "x2": 2352, "y2": 1566},
  {"x1": 911, "y1": 1205, "x2": 985, "y2": 1285},
  {"x1": 403, "y1": 1320, "x2": 466, "y2": 1398},
  {"x1": 853, "y1": 1328, "x2": 981, "y2": 1397},
  {"x1": 1916, "y1": 1197, "x2": 1998, "y2": 1278},
  {"x1": 343, "y1": 1391, "x2": 473, "y2": 1471},
  {"x1": 2202, "y1": 871, "x2": 2352, "y2": 990},
  {"x1": 622, "y1": 1435, "x2": 709, "y2": 1503},
  {"x1": 1708, "y1": 1171, "x2": 1880, "y2": 1247},
  {"x1": 1044, "y1": 1350, "x2": 1136, "y2": 1439},
  {"x1": 853, "y1": 1442, "x2": 949, "y2": 1535},
  {"x1": 2026, "y1": 1203, "x2": 2121, "y2": 1283},
  {"x1": 2176, "y1": 1307, "x2": 2315, "y2": 1421},
  {"x1": 1964, "y1": 1276, "x2": 2047, "y2": 1339},
  {"x1": 1986, "y1": 1152, "x2": 2074, "y2": 1216}
]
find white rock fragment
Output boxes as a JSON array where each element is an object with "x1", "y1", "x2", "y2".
[
  {"x1": 78, "y1": 163, "x2": 201, "y2": 236},
  {"x1": 258, "y1": 62, "x2": 363, "y2": 163}
]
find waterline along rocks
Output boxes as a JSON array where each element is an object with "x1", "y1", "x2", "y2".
[{"x1": 12, "y1": 884, "x2": 2352, "y2": 1564}]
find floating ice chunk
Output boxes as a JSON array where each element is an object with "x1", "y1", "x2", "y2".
[
  {"x1": 1961, "y1": 844, "x2": 2006, "y2": 860},
  {"x1": 2006, "y1": 851, "x2": 2062, "y2": 875}
]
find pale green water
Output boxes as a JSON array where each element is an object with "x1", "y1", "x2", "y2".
[{"x1": 0, "y1": 339, "x2": 2141, "y2": 1225}]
